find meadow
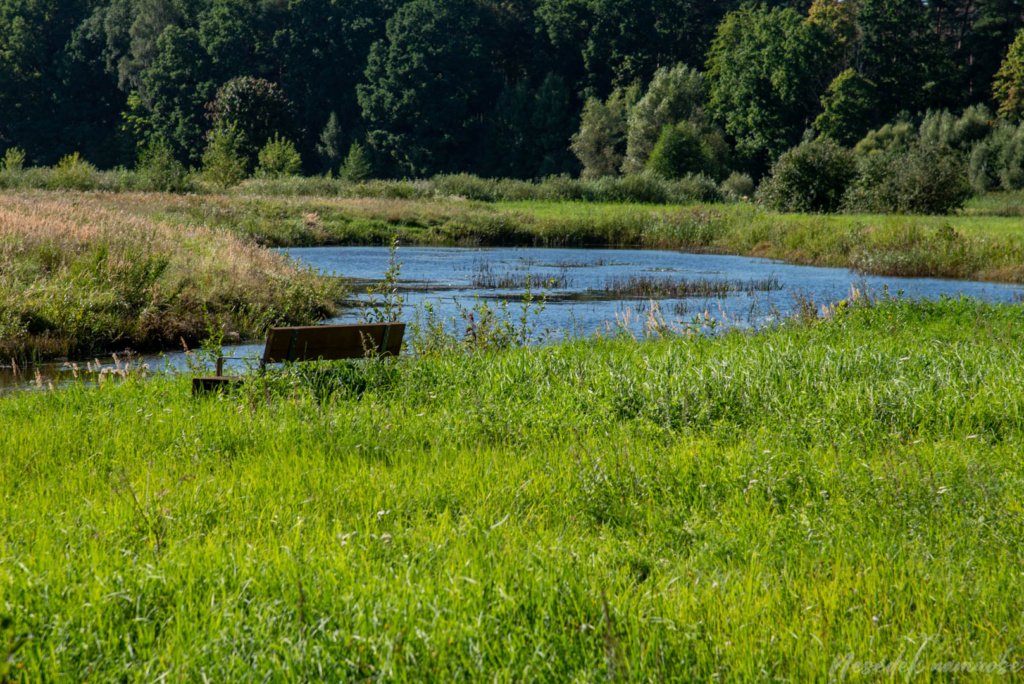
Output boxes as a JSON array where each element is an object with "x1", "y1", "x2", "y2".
[{"x1": 2, "y1": 297, "x2": 1023, "y2": 679}]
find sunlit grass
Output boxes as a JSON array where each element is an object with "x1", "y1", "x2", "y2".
[
  {"x1": 0, "y1": 191, "x2": 342, "y2": 362},
  {"x1": 2, "y1": 298, "x2": 1024, "y2": 679}
]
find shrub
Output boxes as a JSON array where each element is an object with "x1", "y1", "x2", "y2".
[
  {"x1": 757, "y1": 139, "x2": 858, "y2": 213},
  {"x1": 134, "y1": 138, "x2": 188, "y2": 192},
  {"x1": 47, "y1": 152, "x2": 99, "y2": 191},
  {"x1": 201, "y1": 126, "x2": 248, "y2": 189},
  {"x1": 671, "y1": 173, "x2": 723, "y2": 203},
  {"x1": 339, "y1": 142, "x2": 373, "y2": 182},
  {"x1": 721, "y1": 172, "x2": 756, "y2": 201},
  {"x1": 844, "y1": 143, "x2": 973, "y2": 215},
  {"x1": 1, "y1": 147, "x2": 26, "y2": 173},
  {"x1": 256, "y1": 135, "x2": 303, "y2": 178},
  {"x1": 646, "y1": 122, "x2": 712, "y2": 180}
]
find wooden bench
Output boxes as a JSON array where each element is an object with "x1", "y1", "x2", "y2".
[{"x1": 192, "y1": 322, "x2": 405, "y2": 395}]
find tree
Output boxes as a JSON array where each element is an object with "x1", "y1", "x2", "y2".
[
  {"x1": 486, "y1": 72, "x2": 578, "y2": 178},
  {"x1": 855, "y1": 0, "x2": 949, "y2": 118},
  {"x1": 706, "y1": 6, "x2": 833, "y2": 175},
  {"x1": 134, "y1": 25, "x2": 215, "y2": 164},
  {"x1": 316, "y1": 112, "x2": 344, "y2": 174},
  {"x1": 207, "y1": 77, "x2": 295, "y2": 170},
  {"x1": 201, "y1": 123, "x2": 247, "y2": 188},
  {"x1": 570, "y1": 86, "x2": 637, "y2": 178},
  {"x1": 757, "y1": 138, "x2": 858, "y2": 213},
  {"x1": 359, "y1": 0, "x2": 501, "y2": 177},
  {"x1": 340, "y1": 141, "x2": 373, "y2": 182},
  {"x1": 814, "y1": 69, "x2": 881, "y2": 145},
  {"x1": 623, "y1": 64, "x2": 705, "y2": 173},
  {"x1": 995, "y1": 30, "x2": 1024, "y2": 121}
]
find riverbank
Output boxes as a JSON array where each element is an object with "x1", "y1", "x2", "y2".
[
  {"x1": 0, "y1": 193, "x2": 342, "y2": 363},
  {"x1": 3, "y1": 189, "x2": 1024, "y2": 363},
  {"x1": 2, "y1": 297, "x2": 1023, "y2": 678},
  {"x1": 144, "y1": 191, "x2": 1024, "y2": 282}
]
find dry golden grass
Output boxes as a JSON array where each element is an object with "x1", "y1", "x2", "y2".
[{"x1": 0, "y1": 191, "x2": 341, "y2": 362}]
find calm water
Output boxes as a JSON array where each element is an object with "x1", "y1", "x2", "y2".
[{"x1": 4, "y1": 246, "x2": 1023, "y2": 391}]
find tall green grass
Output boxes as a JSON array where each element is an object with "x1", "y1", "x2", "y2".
[{"x1": 2, "y1": 298, "x2": 1023, "y2": 679}]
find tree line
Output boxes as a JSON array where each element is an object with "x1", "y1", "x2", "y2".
[{"x1": 1, "y1": 0, "x2": 1024, "y2": 183}]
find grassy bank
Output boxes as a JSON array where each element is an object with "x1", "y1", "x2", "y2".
[
  {"x1": 1, "y1": 298, "x2": 1023, "y2": 679},
  {"x1": 141, "y1": 191, "x2": 1024, "y2": 283},
  {"x1": 0, "y1": 193, "x2": 342, "y2": 363}
]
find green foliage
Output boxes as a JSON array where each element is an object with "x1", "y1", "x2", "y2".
[
  {"x1": 1, "y1": 147, "x2": 25, "y2": 173},
  {"x1": 316, "y1": 112, "x2": 344, "y2": 174},
  {"x1": 968, "y1": 123, "x2": 1016, "y2": 192},
  {"x1": 340, "y1": 142, "x2": 373, "y2": 182},
  {"x1": 208, "y1": 77, "x2": 295, "y2": 170},
  {"x1": 814, "y1": 69, "x2": 880, "y2": 146},
  {"x1": 134, "y1": 138, "x2": 188, "y2": 192},
  {"x1": 570, "y1": 87, "x2": 637, "y2": 179},
  {"x1": 757, "y1": 139, "x2": 858, "y2": 213},
  {"x1": 645, "y1": 122, "x2": 717, "y2": 180},
  {"x1": 47, "y1": 152, "x2": 99, "y2": 191},
  {"x1": 256, "y1": 135, "x2": 303, "y2": 178},
  {"x1": 845, "y1": 142, "x2": 974, "y2": 215},
  {"x1": 853, "y1": 120, "x2": 916, "y2": 157},
  {"x1": 623, "y1": 64, "x2": 706, "y2": 173},
  {"x1": 201, "y1": 125, "x2": 248, "y2": 189},
  {"x1": 720, "y1": 171, "x2": 755, "y2": 201},
  {"x1": 856, "y1": 0, "x2": 948, "y2": 120},
  {"x1": 359, "y1": 0, "x2": 499, "y2": 177},
  {"x1": 918, "y1": 106, "x2": 994, "y2": 153},
  {"x1": 994, "y1": 29, "x2": 1024, "y2": 121},
  {"x1": 706, "y1": 5, "x2": 833, "y2": 173}
]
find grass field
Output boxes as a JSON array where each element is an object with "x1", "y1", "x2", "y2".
[{"x1": 2, "y1": 297, "x2": 1024, "y2": 679}]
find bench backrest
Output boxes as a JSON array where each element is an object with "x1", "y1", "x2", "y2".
[{"x1": 261, "y1": 323, "x2": 405, "y2": 366}]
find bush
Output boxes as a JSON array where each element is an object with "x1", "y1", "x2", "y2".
[
  {"x1": 47, "y1": 152, "x2": 100, "y2": 191},
  {"x1": 720, "y1": 172, "x2": 755, "y2": 201},
  {"x1": 646, "y1": 121, "x2": 714, "y2": 180},
  {"x1": 201, "y1": 126, "x2": 248, "y2": 189},
  {"x1": 671, "y1": 173, "x2": 723, "y2": 203},
  {"x1": 256, "y1": 135, "x2": 303, "y2": 178},
  {"x1": 134, "y1": 139, "x2": 189, "y2": 192},
  {"x1": 1, "y1": 147, "x2": 26, "y2": 173},
  {"x1": 757, "y1": 139, "x2": 858, "y2": 213},
  {"x1": 844, "y1": 143, "x2": 973, "y2": 215}
]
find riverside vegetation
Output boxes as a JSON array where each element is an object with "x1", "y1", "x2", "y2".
[
  {"x1": 2, "y1": 297, "x2": 1024, "y2": 679},
  {"x1": 0, "y1": 192, "x2": 340, "y2": 363},
  {"x1": 4, "y1": 187, "x2": 1024, "y2": 363}
]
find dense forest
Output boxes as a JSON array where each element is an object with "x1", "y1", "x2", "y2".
[{"x1": 2, "y1": 0, "x2": 1024, "y2": 185}]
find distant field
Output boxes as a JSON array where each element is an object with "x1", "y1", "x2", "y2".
[{"x1": 2, "y1": 298, "x2": 1024, "y2": 679}]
